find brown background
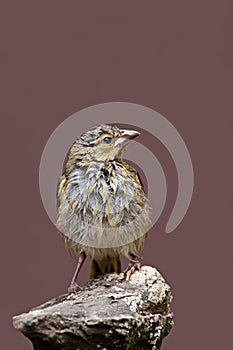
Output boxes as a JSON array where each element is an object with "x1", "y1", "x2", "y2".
[{"x1": 1, "y1": 1, "x2": 232, "y2": 349}]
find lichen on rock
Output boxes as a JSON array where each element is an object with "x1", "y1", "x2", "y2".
[{"x1": 13, "y1": 266, "x2": 173, "y2": 350}]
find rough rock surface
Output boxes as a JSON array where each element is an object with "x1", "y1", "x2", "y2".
[{"x1": 13, "y1": 266, "x2": 173, "y2": 350}]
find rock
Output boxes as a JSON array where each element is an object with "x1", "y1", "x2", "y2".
[{"x1": 13, "y1": 266, "x2": 173, "y2": 350}]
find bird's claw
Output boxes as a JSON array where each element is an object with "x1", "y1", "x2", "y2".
[
  {"x1": 124, "y1": 260, "x2": 141, "y2": 281},
  {"x1": 68, "y1": 281, "x2": 81, "y2": 294}
]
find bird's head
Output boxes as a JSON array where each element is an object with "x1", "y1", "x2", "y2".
[{"x1": 70, "y1": 124, "x2": 140, "y2": 163}]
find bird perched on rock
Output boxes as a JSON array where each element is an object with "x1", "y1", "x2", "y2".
[{"x1": 57, "y1": 124, "x2": 151, "y2": 293}]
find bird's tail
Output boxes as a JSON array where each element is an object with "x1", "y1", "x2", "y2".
[{"x1": 90, "y1": 255, "x2": 121, "y2": 279}]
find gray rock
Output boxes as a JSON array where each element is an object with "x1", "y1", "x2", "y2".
[{"x1": 13, "y1": 266, "x2": 173, "y2": 350}]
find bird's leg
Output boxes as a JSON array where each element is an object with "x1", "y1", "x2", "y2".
[
  {"x1": 124, "y1": 253, "x2": 141, "y2": 281},
  {"x1": 68, "y1": 252, "x2": 86, "y2": 294}
]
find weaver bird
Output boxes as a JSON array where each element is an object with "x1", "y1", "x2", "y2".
[{"x1": 57, "y1": 124, "x2": 150, "y2": 293}]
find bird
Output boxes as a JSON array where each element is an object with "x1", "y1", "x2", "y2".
[{"x1": 56, "y1": 124, "x2": 151, "y2": 293}]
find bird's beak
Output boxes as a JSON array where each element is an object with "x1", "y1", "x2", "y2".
[{"x1": 114, "y1": 129, "x2": 140, "y2": 148}]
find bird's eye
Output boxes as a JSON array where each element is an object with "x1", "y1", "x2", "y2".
[{"x1": 103, "y1": 136, "x2": 112, "y2": 144}]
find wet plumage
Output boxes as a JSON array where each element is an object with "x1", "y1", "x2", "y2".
[{"x1": 56, "y1": 124, "x2": 151, "y2": 292}]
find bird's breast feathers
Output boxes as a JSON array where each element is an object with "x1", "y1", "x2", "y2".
[{"x1": 57, "y1": 161, "x2": 150, "y2": 249}]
